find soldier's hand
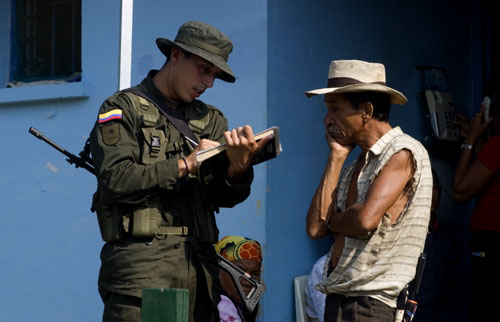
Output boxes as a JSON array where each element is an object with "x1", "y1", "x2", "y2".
[
  {"x1": 182, "y1": 139, "x2": 220, "y2": 176},
  {"x1": 224, "y1": 125, "x2": 271, "y2": 181}
]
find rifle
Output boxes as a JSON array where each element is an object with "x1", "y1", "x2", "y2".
[
  {"x1": 394, "y1": 253, "x2": 427, "y2": 322},
  {"x1": 29, "y1": 127, "x2": 95, "y2": 175},
  {"x1": 217, "y1": 254, "x2": 266, "y2": 313},
  {"x1": 29, "y1": 127, "x2": 267, "y2": 310}
]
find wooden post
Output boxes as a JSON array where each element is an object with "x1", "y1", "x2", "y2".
[{"x1": 141, "y1": 288, "x2": 189, "y2": 322}]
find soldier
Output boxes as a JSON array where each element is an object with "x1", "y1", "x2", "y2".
[
  {"x1": 305, "y1": 60, "x2": 433, "y2": 321},
  {"x1": 89, "y1": 21, "x2": 267, "y2": 322}
]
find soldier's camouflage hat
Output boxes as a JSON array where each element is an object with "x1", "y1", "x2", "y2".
[{"x1": 156, "y1": 21, "x2": 236, "y2": 83}]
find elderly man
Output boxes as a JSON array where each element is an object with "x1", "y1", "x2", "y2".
[
  {"x1": 305, "y1": 60, "x2": 432, "y2": 322},
  {"x1": 90, "y1": 21, "x2": 267, "y2": 322}
]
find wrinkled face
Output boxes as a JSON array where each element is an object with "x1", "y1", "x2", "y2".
[
  {"x1": 219, "y1": 259, "x2": 262, "y2": 307},
  {"x1": 169, "y1": 50, "x2": 223, "y2": 102},
  {"x1": 323, "y1": 93, "x2": 364, "y2": 145}
]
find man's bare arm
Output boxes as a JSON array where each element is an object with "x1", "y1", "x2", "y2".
[
  {"x1": 328, "y1": 149, "x2": 414, "y2": 236},
  {"x1": 306, "y1": 153, "x2": 346, "y2": 239}
]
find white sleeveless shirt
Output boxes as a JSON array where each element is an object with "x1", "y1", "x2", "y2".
[{"x1": 317, "y1": 127, "x2": 433, "y2": 308}]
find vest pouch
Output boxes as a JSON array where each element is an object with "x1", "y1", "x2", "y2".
[
  {"x1": 187, "y1": 178, "x2": 219, "y2": 243},
  {"x1": 130, "y1": 199, "x2": 162, "y2": 238},
  {"x1": 92, "y1": 190, "x2": 124, "y2": 242},
  {"x1": 141, "y1": 128, "x2": 167, "y2": 164}
]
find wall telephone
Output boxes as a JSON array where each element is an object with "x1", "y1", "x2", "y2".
[{"x1": 421, "y1": 90, "x2": 460, "y2": 141}]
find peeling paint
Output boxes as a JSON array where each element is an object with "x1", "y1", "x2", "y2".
[
  {"x1": 46, "y1": 162, "x2": 59, "y2": 173},
  {"x1": 38, "y1": 183, "x2": 50, "y2": 192},
  {"x1": 46, "y1": 110, "x2": 57, "y2": 118},
  {"x1": 256, "y1": 200, "x2": 261, "y2": 209}
]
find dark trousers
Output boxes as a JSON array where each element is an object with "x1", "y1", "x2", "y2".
[
  {"x1": 99, "y1": 280, "x2": 217, "y2": 322},
  {"x1": 324, "y1": 294, "x2": 395, "y2": 322},
  {"x1": 470, "y1": 230, "x2": 500, "y2": 321},
  {"x1": 99, "y1": 288, "x2": 141, "y2": 322},
  {"x1": 99, "y1": 270, "x2": 218, "y2": 322},
  {"x1": 99, "y1": 244, "x2": 218, "y2": 322}
]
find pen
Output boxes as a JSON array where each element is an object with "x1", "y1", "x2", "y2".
[{"x1": 184, "y1": 135, "x2": 199, "y2": 147}]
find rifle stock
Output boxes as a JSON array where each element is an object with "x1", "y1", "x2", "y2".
[{"x1": 217, "y1": 254, "x2": 266, "y2": 313}]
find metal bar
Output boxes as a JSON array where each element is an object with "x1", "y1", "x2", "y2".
[{"x1": 119, "y1": 0, "x2": 134, "y2": 90}]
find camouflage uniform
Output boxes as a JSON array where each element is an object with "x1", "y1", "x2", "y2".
[{"x1": 89, "y1": 70, "x2": 253, "y2": 322}]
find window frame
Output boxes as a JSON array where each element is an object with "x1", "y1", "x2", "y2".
[
  {"x1": 10, "y1": 0, "x2": 82, "y2": 84},
  {"x1": 0, "y1": 0, "x2": 86, "y2": 104}
]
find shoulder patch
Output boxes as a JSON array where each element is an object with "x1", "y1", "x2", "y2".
[
  {"x1": 101, "y1": 123, "x2": 120, "y2": 145},
  {"x1": 99, "y1": 109, "x2": 123, "y2": 123}
]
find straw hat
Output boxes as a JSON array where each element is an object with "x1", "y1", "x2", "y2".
[
  {"x1": 156, "y1": 21, "x2": 236, "y2": 83},
  {"x1": 305, "y1": 60, "x2": 407, "y2": 105}
]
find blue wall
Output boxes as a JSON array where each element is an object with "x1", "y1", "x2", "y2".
[
  {"x1": 265, "y1": 1, "x2": 482, "y2": 321},
  {"x1": 0, "y1": 0, "x2": 267, "y2": 321},
  {"x1": 0, "y1": 0, "x2": 487, "y2": 321},
  {"x1": 0, "y1": 1, "x2": 11, "y2": 87},
  {"x1": 0, "y1": 1, "x2": 120, "y2": 320}
]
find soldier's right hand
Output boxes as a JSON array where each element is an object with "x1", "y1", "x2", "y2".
[{"x1": 182, "y1": 139, "x2": 220, "y2": 175}]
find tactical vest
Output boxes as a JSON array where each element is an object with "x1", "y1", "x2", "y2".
[{"x1": 92, "y1": 91, "x2": 220, "y2": 243}]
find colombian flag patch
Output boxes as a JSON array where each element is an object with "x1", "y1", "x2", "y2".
[{"x1": 98, "y1": 109, "x2": 123, "y2": 123}]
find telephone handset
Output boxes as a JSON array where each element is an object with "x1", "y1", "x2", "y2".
[
  {"x1": 483, "y1": 96, "x2": 491, "y2": 123},
  {"x1": 421, "y1": 90, "x2": 460, "y2": 141}
]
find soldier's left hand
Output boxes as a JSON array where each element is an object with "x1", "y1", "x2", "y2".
[{"x1": 224, "y1": 125, "x2": 271, "y2": 181}]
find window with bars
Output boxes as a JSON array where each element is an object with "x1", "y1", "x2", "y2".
[{"x1": 11, "y1": 0, "x2": 81, "y2": 84}]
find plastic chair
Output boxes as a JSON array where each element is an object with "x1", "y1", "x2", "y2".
[{"x1": 294, "y1": 275, "x2": 311, "y2": 322}]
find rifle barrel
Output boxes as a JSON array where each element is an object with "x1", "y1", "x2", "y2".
[
  {"x1": 29, "y1": 127, "x2": 74, "y2": 159},
  {"x1": 29, "y1": 127, "x2": 96, "y2": 174},
  {"x1": 411, "y1": 253, "x2": 427, "y2": 299}
]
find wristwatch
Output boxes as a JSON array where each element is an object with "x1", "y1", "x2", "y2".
[{"x1": 461, "y1": 143, "x2": 473, "y2": 150}]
